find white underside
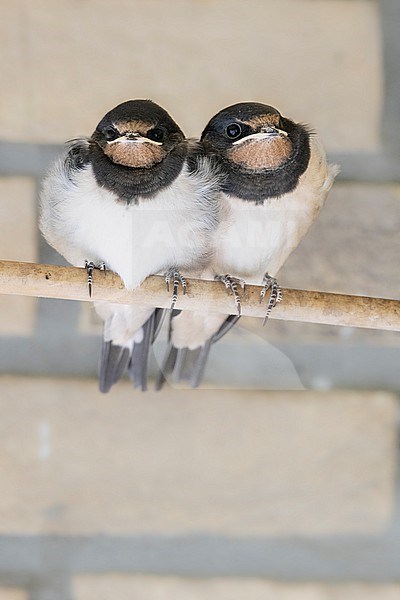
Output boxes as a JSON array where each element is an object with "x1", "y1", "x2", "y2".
[
  {"x1": 39, "y1": 151, "x2": 220, "y2": 346},
  {"x1": 211, "y1": 136, "x2": 338, "y2": 282},
  {"x1": 171, "y1": 136, "x2": 339, "y2": 349},
  {"x1": 40, "y1": 158, "x2": 218, "y2": 289}
]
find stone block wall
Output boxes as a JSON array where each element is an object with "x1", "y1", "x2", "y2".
[{"x1": 0, "y1": 1, "x2": 399, "y2": 598}]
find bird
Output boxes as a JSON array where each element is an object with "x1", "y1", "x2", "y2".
[
  {"x1": 156, "y1": 101, "x2": 339, "y2": 389},
  {"x1": 39, "y1": 99, "x2": 221, "y2": 392}
]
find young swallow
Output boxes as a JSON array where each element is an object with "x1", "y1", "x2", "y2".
[
  {"x1": 157, "y1": 102, "x2": 339, "y2": 388},
  {"x1": 40, "y1": 99, "x2": 220, "y2": 392}
]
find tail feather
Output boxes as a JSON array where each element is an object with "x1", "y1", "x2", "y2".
[
  {"x1": 129, "y1": 308, "x2": 165, "y2": 392},
  {"x1": 99, "y1": 340, "x2": 130, "y2": 394},
  {"x1": 190, "y1": 339, "x2": 213, "y2": 388},
  {"x1": 171, "y1": 347, "x2": 189, "y2": 383},
  {"x1": 212, "y1": 315, "x2": 241, "y2": 343},
  {"x1": 155, "y1": 314, "x2": 240, "y2": 390},
  {"x1": 154, "y1": 341, "x2": 178, "y2": 391},
  {"x1": 99, "y1": 308, "x2": 166, "y2": 393},
  {"x1": 155, "y1": 342, "x2": 211, "y2": 390},
  {"x1": 152, "y1": 308, "x2": 166, "y2": 343}
]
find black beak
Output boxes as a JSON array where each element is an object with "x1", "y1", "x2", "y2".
[
  {"x1": 125, "y1": 133, "x2": 140, "y2": 141},
  {"x1": 262, "y1": 127, "x2": 279, "y2": 137}
]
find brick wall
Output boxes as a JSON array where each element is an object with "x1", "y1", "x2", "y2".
[{"x1": 0, "y1": 1, "x2": 399, "y2": 598}]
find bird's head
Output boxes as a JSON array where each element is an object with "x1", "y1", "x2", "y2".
[
  {"x1": 91, "y1": 99, "x2": 185, "y2": 169},
  {"x1": 200, "y1": 102, "x2": 311, "y2": 200}
]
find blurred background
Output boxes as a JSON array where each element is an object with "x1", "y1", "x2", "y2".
[{"x1": 0, "y1": 1, "x2": 400, "y2": 599}]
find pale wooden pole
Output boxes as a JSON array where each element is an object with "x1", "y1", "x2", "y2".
[{"x1": 0, "y1": 259, "x2": 399, "y2": 331}]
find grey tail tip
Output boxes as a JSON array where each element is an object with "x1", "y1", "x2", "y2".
[
  {"x1": 155, "y1": 314, "x2": 241, "y2": 390},
  {"x1": 129, "y1": 308, "x2": 166, "y2": 392},
  {"x1": 98, "y1": 340, "x2": 130, "y2": 393},
  {"x1": 154, "y1": 342, "x2": 178, "y2": 391},
  {"x1": 189, "y1": 340, "x2": 212, "y2": 389},
  {"x1": 155, "y1": 342, "x2": 211, "y2": 390},
  {"x1": 98, "y1": 308, "x2": 165, "y2": 394}
]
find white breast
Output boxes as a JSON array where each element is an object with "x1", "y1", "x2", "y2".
[
  {"x1": 211, "y1": 136, "x2": 338, "y2": 283},
  {"x1": 40, "y1": 157, "x2": 219, "y2": 289}
]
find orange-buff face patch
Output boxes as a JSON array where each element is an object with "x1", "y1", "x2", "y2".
[
  {"x1": 228, "y1": 136, "x2": 292, "y2": 170},
  {"x1": 104, "y1": 142, "x2": 166, "y2": 168}
]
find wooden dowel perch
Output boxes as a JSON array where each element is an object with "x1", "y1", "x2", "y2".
[{"x1": 0, "y1": 259, "x2": 399, "y2": 331}]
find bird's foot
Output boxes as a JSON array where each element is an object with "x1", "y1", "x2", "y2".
[
  {"x1": 260, "y1": 273, "x2": 282, "y2": 325},
  {"x1": 85, "y1": 260, "x2": 106, "y2": 298},
  {"x1": 165, "y1": 268, "x2": 187, "y2": 309},
  {"x1": 215, "y1": 274, "x2": 245, "y2": 316}
]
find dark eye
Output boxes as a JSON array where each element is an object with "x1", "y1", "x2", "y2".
[
  {"x1": 226, "y1": 123, "x2": 242, "y2": 139},
  {"x1": 147, "y1": 127, "x2": 165, "y2": 142},
  {"x1": 104, "y1": 127, "x2": 119, "y2": 141}
]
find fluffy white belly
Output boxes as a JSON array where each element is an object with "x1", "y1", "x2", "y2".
[
  {"x1": 212, "y1": 192, "x2": 319, "y2": 282},
  {"x1": 210, "y1": 135, "x2": 337, "y2": 282},
  {"x1": 69, "y1": 196, "x2": 186, "y2": 288},
  {"x1": 42, "y1": 164, "x2": 211, "y2": 289}
]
